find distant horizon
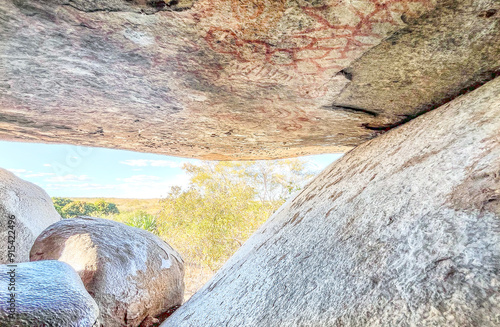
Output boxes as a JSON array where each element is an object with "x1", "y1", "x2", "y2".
[
  {"x1": 2, "y1": 141, "x2": 343, "y2": 198},
  {"x1": 58, "y1": 197, "x2": 165, "y2": 201}
]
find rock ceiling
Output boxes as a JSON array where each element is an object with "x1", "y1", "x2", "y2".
[{"x1": 1, "y1": 0, "x2": 499, "y2": 159}]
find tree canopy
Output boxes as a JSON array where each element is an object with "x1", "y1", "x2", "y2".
[
  {"x1": 52, "y1": 198, "x2": 120, "y2": 218},
  {"x1": 158, "y1": 159, "x2": 315, "y2": 271}
]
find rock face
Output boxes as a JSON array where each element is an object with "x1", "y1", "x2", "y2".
[
  {"x1": 30, "y1": 217, "x2": 185, "y2": 327},
  {"x1": 1, "y1": 0, "x2": 499, "y2": 159},
  {"x1": 332, "y1": 0, "x2": 500, "y2": 130},
  {"x1": 162, "y1": 78, "x2": 500, "y2": 326},
  {"x1": 0, "y1": 260, "x2": 99, "y2": 326},
  {"x1": 0, "y1": 168, "x2": 61, "y2": 264}
]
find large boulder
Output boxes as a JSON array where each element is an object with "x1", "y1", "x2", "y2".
[
  {"x1": 0, "y1": 260, "x2": 99, "y2": 326},
  {"x1": 162, "y1": 77, "x2": 500, "y2": 326},
  {"x1": 0, "y1": 168, "x2": 61, "y2": 264},
  {"x1": 30, "y1": 217, "x2": 185, "y2": 327},
  {"x1": 0, "y1": 0, "x2": 499, "y2": 159}
]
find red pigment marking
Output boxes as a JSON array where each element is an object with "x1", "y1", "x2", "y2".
[{"x1": 198, "y1": 0, "x2": 433, "y2": 98}]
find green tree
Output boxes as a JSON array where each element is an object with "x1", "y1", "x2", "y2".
[
  {"x1": 94, "y1": 199, "x2": 120, "y2": 216},
  {"x1": 52, "y1": 197, "x2": 73, "y2": 217},
  {"x1": 158, "y1": 159, "x2": 314, "y2": 271},
  {"x1": 61, "y1": 201, "x2": 96, "y2": 218}
]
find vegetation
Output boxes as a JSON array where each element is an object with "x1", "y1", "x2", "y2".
[
  {"x1": 53, "y1": 198, "x2": 119, "y2": 218},
  {"x1": 53, "y1": 197, "x2": 73, "y2": 216},
  {"x1": 120, "y1": 210, "x2": 159, "y2": 235},
  {"x1": 94, "y1": 199, "x2": 120, "y2": 216},
  {"x1": 51, "y1": 159, "x2": 315, "y2": 300},
  {"x1": 157, "y1": 160, "x2": 314, "y2": 272},
  {"x1": 64, "y1": 198, "x2": 163, "y2": 214}
]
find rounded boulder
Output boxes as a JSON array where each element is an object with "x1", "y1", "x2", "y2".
[
  {"x1": 30, "y1": 217, "x2": 184, "y2": 327},
  {"x1": 0, "y1": 260, "x2": 99, "y2": 326},
  {"x1": 0, "y1": 168, "x2": 61, "y2": 264}
]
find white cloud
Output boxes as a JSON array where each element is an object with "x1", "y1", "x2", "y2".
[
  {"x1": 45, "y1": 183, "x2": 114, "y2": 191},
  {"x1": 120, "y1": 159, "x2": 149, "y2": 167},
  {"x1": 111, "y1": 173, "x2": 190, "y2": 198},
  {"x1": 43, "y1": 164, "x2": 52, "y2": 167},
  {"x1": 46, "y1": 173, "x2": 190, "y2": 198},
  {"x1": 150, "y1": 160, "x2": 184, "y2": 167},
  {"x1": 25, "y1": 172, "x2": 55, "y2": 178},
  {"x1": 120, "y1": 159, "x2": 185, "y2": 168},
  {"x1": 78, "y1": 183, "x2": 115, "y2": 191},
  {"x1": 7, "y1": 169, "x2": 28, "y2": 174},
  {"x1": 117, "y1": 175, "x2": 162, "y2": 183},
  {"x1": 46, "y1": 174, "x2": 92, "y2": 182}
]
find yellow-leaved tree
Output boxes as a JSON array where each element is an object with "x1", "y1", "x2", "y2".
[{"x1": 156, "y1": 159, "x2": 315, "y2": 298}]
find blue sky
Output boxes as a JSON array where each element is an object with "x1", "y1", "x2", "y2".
[{"x1": 0, "y1": 141, "x2": 343, "y2": 198}]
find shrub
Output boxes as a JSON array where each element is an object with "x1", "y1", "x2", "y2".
[
  {"x1": 94, "y1": 199, "x2": 120, "y2": 216},
  {"x1": 124, "y1": 210, "x2": 159, "y2": 235},
  {"x1": 52, "y1": 197, "x2": 73, "y2": 217},
  {"x1": 61, "y1": 201, "x2": 96, "y2": 218}
]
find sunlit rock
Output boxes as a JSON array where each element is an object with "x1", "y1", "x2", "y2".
[
  {"x1": 0, "y1": 260, "x2": 99, "y2": 326},
  {"x1": 30, "y1": 217, "x2": 184, "y2": 327},
  {"x1": 162, "y1": 78, "x2": 500, "y2": 326},
  {"x1": 0, "y1": 168, "x2": 61, "y2": 264}
]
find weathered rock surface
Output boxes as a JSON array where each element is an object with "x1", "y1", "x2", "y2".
[
  {"x1": 1, "y1": 0, "x2": 499, "y2": 159},
  {"x1": 0, "y1": 260, "x2": 99, "y2": 327},
  {"x1": 332, "y1": 0, "x2": 500, "y2": 130},
  {"x1": 0, "y1": 168, "x2": 61, "y2": 264},
  {"x1": 30, "y1": 217, "x2": 185, "y2": 327},
  {"x1": 162, "y1": 77, "x2": 500, "y2": 326}
]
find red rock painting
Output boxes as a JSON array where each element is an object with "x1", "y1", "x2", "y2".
[{"x1": 195, "y1": 0, "x2": 435, "y2": 98}]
